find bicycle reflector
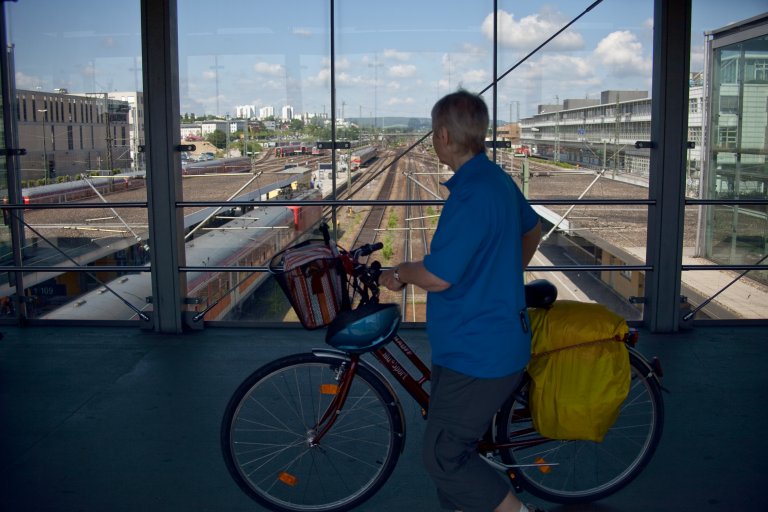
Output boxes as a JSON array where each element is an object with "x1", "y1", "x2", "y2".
[
  {"x1": 320, "y1": 384, "x2": 339, "y2": 395},
  {"x1": 278, "y1": 472, "x2": 298, "y2": 487},
  {"x1": 626, "y1": 329, "x2": 639, "y2": 347},
  {"x1": 535, "y1": 457, "x2": 553, "y2": 474}
]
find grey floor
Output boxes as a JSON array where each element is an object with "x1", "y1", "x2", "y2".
[{"x1": 1, "y1": 324, "x2": 766, "y2": 512}]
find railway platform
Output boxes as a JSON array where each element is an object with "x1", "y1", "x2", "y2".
[{"x1": 1, "y1": 323, "x2": 766, "y2": 512}]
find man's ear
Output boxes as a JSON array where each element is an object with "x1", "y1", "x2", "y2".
[{"x1": 437, "y1": 126, "x2": 450, "y2": 145}]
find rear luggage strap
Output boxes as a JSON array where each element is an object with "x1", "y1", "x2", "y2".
[{"x1": 530, "y1": 336, "x2": 624, "y2": 359}]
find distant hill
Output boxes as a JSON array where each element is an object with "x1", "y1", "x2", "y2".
[
  {"x1": 348, "y1": 117, "x2": 431, "y2": 130},
  {"x1": 348, "y1": 117, "x2": 513, "y2": 130}
]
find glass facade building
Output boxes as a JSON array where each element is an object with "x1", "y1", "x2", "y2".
[{"x1": 699, "y1": 15, "x2": 768, "y2": 285}]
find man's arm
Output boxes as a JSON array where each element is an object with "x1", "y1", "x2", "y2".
[
  {"x1": 521, "y1": 220, "x2": 542, "y2": 269},
  {"x1": 380, "y1": 260, "x2": 450, "y2": 292}
]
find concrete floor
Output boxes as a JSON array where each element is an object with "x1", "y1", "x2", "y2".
[{"x1": 1, "y1": 324, "x2": 766, "y2": 512}]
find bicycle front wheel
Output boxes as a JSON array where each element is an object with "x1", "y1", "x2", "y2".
[
  {"x1": 494, "y1": 349, "x2": 664, "y2": 504},
  {"x1": 221, "y1": 353, "x2": 404, "y2": 512}
]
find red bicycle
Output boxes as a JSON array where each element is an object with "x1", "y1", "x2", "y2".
[{"x1": 221, "y1": 225, "x2": 665, "y2": 512}]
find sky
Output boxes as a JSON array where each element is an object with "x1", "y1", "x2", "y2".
[{"x1": 6, "y1": 0, "x2": 767, "y2": 121}]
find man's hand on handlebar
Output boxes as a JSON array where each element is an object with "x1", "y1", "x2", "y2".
[{"x1": 380, "y1": 268, "x2": 406, "y2": 291}]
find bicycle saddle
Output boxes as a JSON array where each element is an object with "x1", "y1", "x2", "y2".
[
  {"x1": 525, "y1": 279, "x2": 558, "y2": 308},
  {"x1": 326, "y1": 302, "x2": 401, "y2": 353}
]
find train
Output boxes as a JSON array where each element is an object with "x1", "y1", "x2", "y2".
[
  {"x1": 181, "y1": 156, "x2": 252, "y2": 175},
  {"x1": 274, "y1": 145, "x2": 317, "y2": 158},
  {"x1": 514, "y1": 145, "x2": 532, "y2": 157},
  {"x1": 350, "y1": 146, "x2": 377, "y2": 170},
  {"x1": 16, "y1": 157, "x2": 255, "y2": 205},
  {"x1": 18, "y1": 171, "x2": 146, "y2": 205},
  {"x1": 40, "y1": 188, "x2": 323, "y2": 322}
]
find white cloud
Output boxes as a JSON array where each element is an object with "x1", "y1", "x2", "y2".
[
  {"x1": 15, "y1": 71, "x2": 41, "y2": 89},
  {"x1": 643, "y1": 18, "x2": 654, "y2": 31},
  {"x1": 253, "y1": 62, "x2": 285, "y2": 76},
  {"x1": 388, "y1": 64, "x2": 417, "y2": 78},
  {"x1": 335, "y1": 72, "x2": 367, "y2": 86},
  {"x1": 460, "y1": 43, "x2": 486, "y2": 56},
  {"x1": 594, "y1": 31, "x2": 652, "y2": 76},
  {"x1": 383, "y1": 49, "x2": 410, "y2": 61},
  {"x1": 318, "y1": 57, "x2": 351, "y2": 71},
  {"x1": 523, "y1": 55, "x2": 596, "y2": 84},
  {"x1": 482, "y1": 9, "x2": 585, "y2": 51},
  {"x1": 293, "y1": 27, "x2": 313, "y2": 37},
  {"x1": 460, "y1": 68, "x2": 489, "y2": 86}
]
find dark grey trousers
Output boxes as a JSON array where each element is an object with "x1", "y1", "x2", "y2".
[{"x1": 423, "y1": 364, "x2": 524, "y2": 512}]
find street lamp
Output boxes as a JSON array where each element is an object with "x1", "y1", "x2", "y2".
[{"x1": 37, "y1": 109, "x2": 48, "y2": 184}]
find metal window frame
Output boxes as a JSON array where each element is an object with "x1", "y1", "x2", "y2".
[{"x1": 2, "y1": 0, "x2": 765, "y2": 331}]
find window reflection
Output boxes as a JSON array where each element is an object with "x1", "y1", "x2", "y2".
[{"x1": 0, "y1": 1, "x2": 765, "y2": 324}]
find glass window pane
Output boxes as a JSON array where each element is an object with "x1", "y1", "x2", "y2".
[
  {"x1": 682, "y1": 205, "x2": 767, "y2": 321},
  {"x1": 5, "y1": 0, "x2": 146, "y2": 320},
  {"x1": 501, "y1": 0, "x2": 653, "y2": 194},
  {"x1": 691, "y1": 3, "x2": 767, "y2": 322},
  {"x1": 176, "y1": 1, "x2": 330, "y2": 324}
]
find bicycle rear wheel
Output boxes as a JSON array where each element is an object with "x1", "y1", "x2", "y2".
[
  {"x1": 221, "y1": 353, "x2": 404, "y2": 512},
  {"x1": 494, "y1": 349, "x2": 664, "y2": 504}
]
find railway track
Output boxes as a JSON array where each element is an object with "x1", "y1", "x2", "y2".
[{"x1": 348, "y1": 151, "x2": 400, "y2": 250}]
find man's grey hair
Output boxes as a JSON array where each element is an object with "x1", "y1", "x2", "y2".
[{"x1": 431, "y1": 89, "x2": 489, "y2": 154}]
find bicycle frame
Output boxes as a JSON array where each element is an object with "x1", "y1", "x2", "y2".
[
  {"x1": 306, "y1": 230, "x2": 664, "y2": 474},
  {"x1": 307, "y1": 325, "x2": 552, "y2": 462},
  {"x1": 372, "y1": 334, "x2": 431, "y2": 411},
  {"x1": 308, "y1": 323, "x2": 661, "y2": 479},
  {"x1": 369, "y1": 333, "x2": 555, "y2": 459}
]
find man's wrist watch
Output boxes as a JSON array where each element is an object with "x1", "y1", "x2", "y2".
[{"x1": 393, "y1": 267, "x2": 402, "y2": 283}]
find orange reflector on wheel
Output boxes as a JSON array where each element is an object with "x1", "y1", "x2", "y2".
[
  {"x1": 278, "y1": 471, "x2": 298, "y2": 486},
  {"x1": 535, "y1": 457, "x2": 552, "y2": 474},
  {"x1": 320, "y1": 384, "x2": 339, "y2": 395}
]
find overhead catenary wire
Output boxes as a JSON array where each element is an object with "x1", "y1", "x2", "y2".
[{"x1": 342, "y1": 0, "x2": 605, "y2": 200}]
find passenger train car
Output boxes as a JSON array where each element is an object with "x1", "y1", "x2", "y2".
[
  {"x1": 181, "y1": 156, "x2": 252, "y2": 175},
  {"x1": 18, "y1": 155, "x2": 255, "y2": 204},
  {"x1": 40, "y1": 188, "x2": 323, "y2": 322},
  {"x1": 350, "y1": 146, "x2": 377, "y2": 170},
  {"x1": 19, "y1": 171, "x2": 146, "y2": 205}
]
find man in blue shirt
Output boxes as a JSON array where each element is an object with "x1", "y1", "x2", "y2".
[{"x1": 381, "y1": 90, "x2": 542, "y2": 512}]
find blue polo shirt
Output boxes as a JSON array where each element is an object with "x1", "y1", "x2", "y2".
[{"x1": 423, "y1": 152, "x2": 540, "y2": 378}]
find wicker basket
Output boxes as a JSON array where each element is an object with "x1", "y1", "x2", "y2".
[{"x1": 269, "y1": 239, "x2": 347, "y2": 329}]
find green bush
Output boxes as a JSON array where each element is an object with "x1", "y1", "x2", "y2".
[
  {"x1": 387, "y1": 212, "x2": 398, "y2": 229},
  {"x1": 382, "y1": 234, "x2": 394, "y2": 261}
]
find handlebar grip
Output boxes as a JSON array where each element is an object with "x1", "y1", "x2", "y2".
[
  {"x1": 356, "y1": 242, "x2": 384, "y2": 257},
  {"x1": 320, "y1": 222, "x2": 331, "y2": 244},
  {"x1": 369, "y1": 261, "x2": 382, "y2": 281}
]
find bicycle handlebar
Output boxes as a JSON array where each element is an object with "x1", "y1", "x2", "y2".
[
  {"x1": 317, "y1": 222, "x2": 386, "y2": 300},
  {"x1": 352, "y1": 242, "x2": 384, "y2": 259}
]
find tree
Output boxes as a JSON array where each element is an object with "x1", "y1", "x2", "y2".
[
  {"x1": 289, "y1": 118, "x2": 305, "y2": 132},
  {"x1": 206, "y1": 129, "x2": 227, "y2": 149}
]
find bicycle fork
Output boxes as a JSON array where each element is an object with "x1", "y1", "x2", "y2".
[{"x1": 306, "y1": 355, "x2": 362, "y2": 446}]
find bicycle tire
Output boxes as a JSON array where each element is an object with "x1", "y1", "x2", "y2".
[
  {"x1": 494, "y1": 349, "x2": 664, "y2": 504},
  {"x1": 221, "y1": 352, "x2": 404, "y2": 512}
]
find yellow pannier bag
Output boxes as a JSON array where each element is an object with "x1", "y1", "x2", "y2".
[{"x1": 527, "y1": 300, "x2": 630, "y2": 442}]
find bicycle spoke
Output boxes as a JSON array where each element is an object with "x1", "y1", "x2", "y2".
[
  {"x1": 222, "y1": 355, "x2": 403, "y2": 512},
  {"x1": 496, "y1": 351, "x2": 664, "y2": 503}
]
